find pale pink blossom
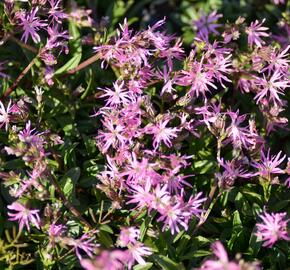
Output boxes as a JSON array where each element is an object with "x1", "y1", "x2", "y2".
[
  {"x1": 256, "y1": 212, "x2": 290, "y2": 247},
  {"x1": 8, "y1": 202, "x2": 41, "y2": 231}
]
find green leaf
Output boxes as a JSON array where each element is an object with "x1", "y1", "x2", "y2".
[
  {"x1": 54, "y1": 19, "x2": 82, "y2": 75},
  {"x1": 153, "y1": 255, "x2": 179, "y2": 270},
  {"x1": 98, "y1": 230, "x2": 113, "y2": 248},
  {"x1": 133, "y1": 263, "x2": 153, "y2": 270},
  {"x1": 99, "y1": 224, "x2": 114, "y2": 234},
  {"x1": 193, "y1": 160, "x2": 217, "y2": 174},
  {"x1": 60, "y1": 167, "x2": 80, "y2": 204},
  {"x1": 140, "y1": 212, "x2": 156, "y2": 241},
  {"x1": 54, "y1": 53, "x2": 82, "y2": 75},
  {"x1": 248, "y1": 229, "x2": 261, "y2": 257}
]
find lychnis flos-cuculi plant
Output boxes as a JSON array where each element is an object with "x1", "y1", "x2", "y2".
[{"x1": 0, "y1": 0, "x2": 289, "y2": 269}]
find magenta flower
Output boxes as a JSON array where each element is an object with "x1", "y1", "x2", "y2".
[
  {"x1": 285, "y1": 158, "x2": 290, "y2": 187},
  {"x1": 256, "y1": 212, "x2": 290, "y2": 247},
  {"x1": 8, "y1": 202, "x2": 41, "y2": 232},
  {"x1": 127, "y1": 181, "x2": 156, "y2": 211},
  {"x1": 199, "y1": 241, "x2": 240, "y2": 270},
  {"x1": 19, "y1": 121, "x2": 46, "y2": 148},
  {"x1": 15, "y1": 165, "x2": 46, "y2": 198},
  {"x1": 48, "y1": 223, "x2": 66, "y2": 238},
  {"x1": 195, "y1": 102, "x2": 223, "y2": 130},
  {"x1": 246, "y1": 19, "x2": 269, "y2": 47},
  {"x1": 252, "y1": 149, "x2": 286, "y2": 180},
  {"x1": 18, "y1": 7, "x2": 47, "y2": 43},
  {"x1": 159, "y1": 39, "x2": 184, "y2": 70},
  {"x1": 261, "y1": 45, "x2": 290, "y2": 74},
  {"x1": 193, "y1": 11, "x2": 222, "y2": 41}
]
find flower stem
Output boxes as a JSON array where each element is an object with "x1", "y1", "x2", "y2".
[
  {"x1": 193, "y1": 137, "x2": 222, "y2": 235},
  {"x1": 47, "y1": 172, "x2": 93, "y2": 230},
  {"x1": 8, "y1": 36, "x2": 38, "y2": 54},
  {"x1": 65, "y1": 54, "x2": 99, "y2": 75},
  {"x1": 1, "y1": 55, "x2": 38, "y2": 99}
]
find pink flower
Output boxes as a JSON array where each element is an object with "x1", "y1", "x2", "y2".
[
  {"x1": 218, "y1": 158, "x2": 253, "y2": 187},
  {"x1": 117, "y1": 227, "x2": 140, "y2": 247},
  {"x1": 99, "y1": 81, "x2": 133, "y2": 107},
  {"x1": 272, "y1": 0, "x2": 285, "y2": 4},
  {"x1": 7, "y1": 202, "x2": 41, "y2": 232},
  {"x1": 126, "y1": 181, "x2": 156, "y2": 211},
  {"x1": 81, "y1": 250, "x2": 128, "y2": 270},
  {"x1": 127, "y1": 242, "x2": 152, "y2": 269},
  {"x1": 261, "y1": 45, "x2": 290, "y2": 75},
  {"x1": 145, "y1": 118, "x2": 179, "y2": 150},
  {"x1": 159, "y1": 39, "x2": 184, "y2": 70},
  {"x1": 176, "y1": 56, "x2": 217, "y2": 99},
  {"x1": 157, "y1": 201, "x2": 189, "y2": 234},
  {"x1": 252, "y1": 149, "x2": 286, "y2": 180},
  {"x1": 0, "y1": 100, "x2": 13, "y2": 131},
  {"x1": 246, "y1": 19, "x2": 269, "y2": 47},
  {"x1": 199, "y1": 241, "x2": 241, "y2": 270},
  {"x1": 15, "y1": 165, "x2": 46, "y2": 197},
  {"x1": 17, "y1": 7, "x2": 47, "y2": 43},
  {"x1": 65, "y1": 233, "x2": 98, "y2": 260},
  {"x1": 96, "y1": 118, "x2": 126, "y2": 153},
  {"x1": 225, "y1": 110, "x2": 255, "y2": 149},
  {"x1": 193, "y1": 11, "x2": 222, "y2": 41},
  {"x1": 48, "y1": 223, "x2": 66, "y2": 238},
  {"x1": 48, "y1": 0, "x2": 68, "y2": 24},
  {"x1": 254, "y1": 71, "x2": 290, "y2": 105},
  {"x1": 46, "y1": 25, "x2": 70, "y2": 54},
  {"x1": 256, "y1": 212, "x2": 290, "y2": 247}
]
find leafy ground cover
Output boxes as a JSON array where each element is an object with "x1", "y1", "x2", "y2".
[{"x1": 0, "y1": 0, "x2": 289, "y2": 269}]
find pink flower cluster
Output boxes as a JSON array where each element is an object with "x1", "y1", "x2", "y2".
[{"x1": 94, "y1": 19, "x2": 208, "y2": 235}]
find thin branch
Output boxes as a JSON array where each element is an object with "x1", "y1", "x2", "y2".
[
  {"x1": 193, "y1": 138, "x2": 222, "y2": 235},
  {"x1": 8, "y1": 36, "x2": 38, "y2": 54},
  {"x1": 1, "y1": 55, "x2": 38, "y2": 99},
  {"x1": 65, "y1": 54, "x2": 99, "y2": 75},
  {"x1": 47, "y1": 172, "x2": 93, "y2": 230}
]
